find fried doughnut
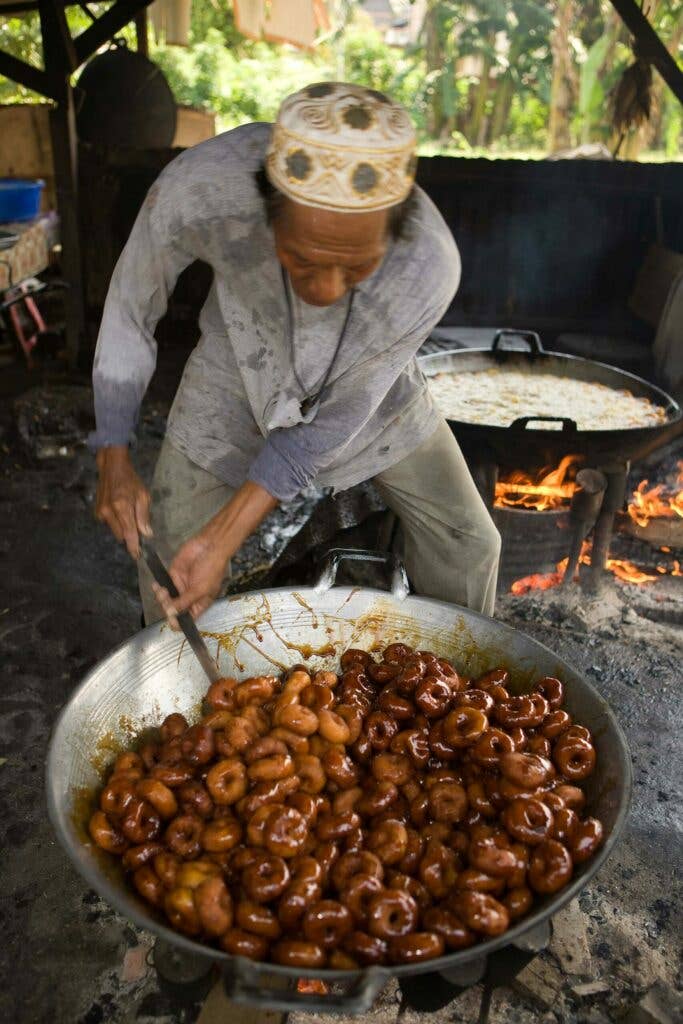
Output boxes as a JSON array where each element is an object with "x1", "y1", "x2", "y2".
[
  {"x1": 120, "y1": 798, "x2": 162, "y2": 844},
  {"x1": 269, "y1": 726, "x2": 310, "y2": 755},
  {"x1": 419, "y1": 841, "x2": 458, "y2": 899},
  {"x1": 235, "y1": 675, "x2": 276, "y2": 708},
  {"x1": 165, "y1": 886, "x2": 201, "y2": 935},
  {"x1": 205, "y1": 679, "x2": 238, "y2": 710},
  {"x1": 243, "y1": 853, "x2": 290, "y2": 902},
  {"x1": 323, "y1": 748, "x2": 361, "y2": 789},
  {"x1": 318, "y1": 708, "x2": 351, "y2": 744},
  {"x1": 494, "y1": 694, "x2": 549, "y2": 729},
  {"x1": 340, "y1": 649, "x2": 372, "y2": 670},
  {"x1": 542, "y1": 709, "x2": 573, "y2": 739},
  {"x1": 391, "y1": 728, "x2": 430, "y2": 768},
  {"x1": 196, "y1": 876, "x2": 233, "y2": 936},
  {"x1": 366, "y1": 819, "x2": 408, "y2": 865},
  {"x1": 300, "y1": 683, "x2": 335, "y2": 712},
  {"x1": 377, "y1": 688, "x2": 416, "y2": 721},
  {"x1": 499, "y1": 752, "x2": 553, "y2": 789},
  {"x1": 428, "y1": 781, "x2": 468, "y2": 824},
  {"x1": 529, "y1": 839, "x2": 573, "y2": 893},
  {"x1": 502, "y1": 797, "x2": 554, "y2": 846},
  {"x1": 136, "y1": 779, "x2": 178, "y2": 820},
  {"x1": 553, "y1": 783, "x2": 586, "y2": 811},
  {"x1": 340, "y1": 874, "x2": 384, "y2": 925},
  {"x1": 414, "y1": 676, "x2": 452, "y2": 718},
  {"x1": 201, "y1": 818, "x2": 242, "y2": 853},
  {"x1": 455, "y1": 869, "x2": 505, "y2": 895},
  {"x1": 220, "y1": 928, "x2": 269, "y2": 960},
  {"x1": 452, "y1": 891, "x2": 509, "y2": 936},
  {"x1": 133, "y1": 865, "x2": 165, "y2": 906},
  {"x1": 272, "y1": 939, "x2": 326, "y2": 968},
  {"x1": 390, "y1": 931, "x2": 445, "y2": 963},
  {"x1": 372, "y1": 752, "x2": 412, "y2": 786},
  {"x1": 468, "y1": 836, "x2": 517, "y2": 878},
  {"x1": 367, "y1": 889, "x2": 418, "y2": 939},
  {"x1": 475, "y1": 668, "x2": 510, "y2": 690},
  {"x1": 570, "y1": 817, "x2": 604, "y2": 863},
  {"x1": 422, "y1": 907, "x2": 475, "y2": 949},
  {"x1": 332, "y1": 850, "x2": 384, "y2": 890},
  {"x1": 553, "y1": 735, "x2": 596, "y2": 781},
  {"x1": 470, "y1": 728, "x2": 515, "y2": 768},
  {"x1": 334, "y1": 704, "x2": 363, "y2": 743},
  {"x1": 504, "y1": 886, "x2": 533, "y2": 920},
  {"x1": 165, "y1": 814, "x2": 203, "y2": 859},
  {"x1": 343, "y1": 931, "x2": 388, "y2": 965},
  {"x1": 89, "y1": 810, "x2": 128, "y2": 854},
  {"x1": 551, "y1": 807, "x2": 578, "y2": 844},
  {"x1": 264, "y1": 806, "x2": 307, "y2": 858},
  {"x1": 534, "y1": 676, "x2": 564, "y2": 709},
  {"x1": 302, "y1": 900, "x2": 353, "y2": 948},
  {"x1": 454, "y1": 689, "x2": 494, "y2": 715},
  {"x1": 100, "y1": 777, "x2": 137, "y2": 819},
  {"x1": 177, "y1": 781, "x2": 213, "y2": 820},
  {"x1": 294, "y1": 754, "x2": 325, "y2": 794},
  {"x1": 206, "y1": 758, "x2": 248, "y2": 806},
  {"x1": 236, "y1": 900, "x2": 282, "y2": 939},
  {"x1": 123, "y1": 841, "x2": 164, "y2": 873}
]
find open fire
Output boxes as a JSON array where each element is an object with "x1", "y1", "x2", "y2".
[
  {"x1": 494, "y1": 455, "x2": 582, "y2": 510},
  {"x1": 627, "y1": 460, "x2": 683, "y2": 528},
  {"x1": 511, "y1": 540, "x2": 682, "y2": 595}
]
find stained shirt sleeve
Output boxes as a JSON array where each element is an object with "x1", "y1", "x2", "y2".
[
  {"x1": 248, "y1": 260, "x2": 459, "y2": 502},
  {"x1": 89, "y1": 188, "x2": 195, "y2": 449}
]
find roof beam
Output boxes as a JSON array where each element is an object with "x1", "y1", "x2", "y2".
[
  {"x1": 73, "y1": 0, "x2": 153, "y2": 65},
  {"x1": 608, "y1": 0, "x2": 683, "y2": 105},
  {"x1": 0, "y1": 48, "x2": 56, "y2": 98}
]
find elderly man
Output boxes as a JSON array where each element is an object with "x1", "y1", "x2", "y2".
[{"x1": 92, "y1": 83, "x2": 500, "y2": 624}]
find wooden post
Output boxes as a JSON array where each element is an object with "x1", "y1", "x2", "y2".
[
  {"x1": 48, "y1": 87, "x2": 85, "y2": 368},
  {"x1": 39, "y1": 0, "x2": 86, "y2": 367},
  {"x1": 135, "y1": 9, "x2": 149, "y2": 56}
]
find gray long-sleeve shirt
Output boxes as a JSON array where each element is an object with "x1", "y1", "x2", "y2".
[{"x1": 91, "y1": 122, "x2": 460, "y2": 501}]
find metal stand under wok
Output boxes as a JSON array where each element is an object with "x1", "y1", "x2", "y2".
[{"x1": 149, "y1": 919, "x2": 551, "y2": 1023}]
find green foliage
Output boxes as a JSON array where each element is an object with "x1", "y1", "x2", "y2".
[{"x1": 1, "y1": 0, "x2": 680, "y2": 160}]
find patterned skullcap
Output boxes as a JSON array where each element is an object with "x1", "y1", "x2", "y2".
[{"x1": 266, "y1": 82, "x2": 417, "y2": 212}]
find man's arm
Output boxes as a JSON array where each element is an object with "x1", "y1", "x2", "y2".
[
  {"x1": 92, "y1": 186, "x2": 195, "y2": 556},
  {"x1": 152, "y1": 480, "x2": 278, "y2": 626}
]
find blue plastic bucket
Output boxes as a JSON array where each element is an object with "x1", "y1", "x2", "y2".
[{"x1": 0, "y1": 178, "x2": 45, "y2": 223}]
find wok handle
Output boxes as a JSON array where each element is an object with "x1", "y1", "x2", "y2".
[
  {"x1": 314, "y1": 547, "x2": 410, "y2": 600},
  {"x1": 491, "y1": 329, "x2": 544, "y2": 355},
  {"x1": 222, "y1": 957, "x2": 390, "y2": 1014},
  {"x1": 510, "y1": 415, "x2": 578, "y2": 433}
]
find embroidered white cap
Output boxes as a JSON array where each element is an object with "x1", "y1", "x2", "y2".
[{"x1": 266, "y1": 82, "x2": 417, "y2": 212}]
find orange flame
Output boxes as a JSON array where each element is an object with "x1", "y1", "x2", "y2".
[
  {"x1": 297, "y1": 980, "x2": 329, "y2": 995},
  {"x1": 510, "y1": 539, "x2": 679, "y2": 593},
  {"x1": 627, "y1": 460, "x2": 683, "y2": 527},
  {"x1": 495, "y1": 455, "x2": 583, "y2": 511}
]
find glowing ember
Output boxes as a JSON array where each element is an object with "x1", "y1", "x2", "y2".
[
  {"x1": 627, "y1": 461, "x2": 683, "y2": 527},
  {"x1": 297, "y1": 980, "x2": 329, "y2": 995},
  {"x1": 510, "y1": 539, "x2": 679, "y2": 593},
  {"x1": 495, "y1": 455, "x2": 583, "y2": 511}
]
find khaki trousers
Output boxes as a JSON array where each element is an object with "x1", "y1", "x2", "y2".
[{"x1": 139, "y1": 419, "x2": 501, "y2": 624}]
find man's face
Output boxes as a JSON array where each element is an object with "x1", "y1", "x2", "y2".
[{"x1": 273, "y1": 200, "x2": 389, "y2": 307}]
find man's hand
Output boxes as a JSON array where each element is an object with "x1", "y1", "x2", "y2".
[
  {"x1": 152, "y1": 480, "x2": 278, "y2": 628},
  {"x1": 95, "y1": 446, "x2": 152, "y2": 558},
  {"x1": 152, "y1": 528, "x2": 227, "y2": 626}
]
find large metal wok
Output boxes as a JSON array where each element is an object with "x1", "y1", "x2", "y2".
[
  {"x1": 418, "y1": 330, "x2": 682, "y2": 468},
  {"x1": 47, "y1": 550, "x2": 632, "y2": 1016}
]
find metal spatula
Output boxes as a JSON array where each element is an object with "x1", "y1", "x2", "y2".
[{"x1": 140, "y1": 539, "x2": 222, "y2": 685}]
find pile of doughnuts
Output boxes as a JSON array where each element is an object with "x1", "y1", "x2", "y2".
[{"x1": 88, "y1": 644, "x2": 604, "y2": 968}]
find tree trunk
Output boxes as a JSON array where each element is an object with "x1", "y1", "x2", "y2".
[
  {"x1": 548, "y1": 0, "x2": 577, "y2": 152},
  {"x1": 489, "y1": 74, "x2": 513, "y2": 142},
  {"x1": 424, "y1": 1, "x2": 446, "y2": 138}
]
